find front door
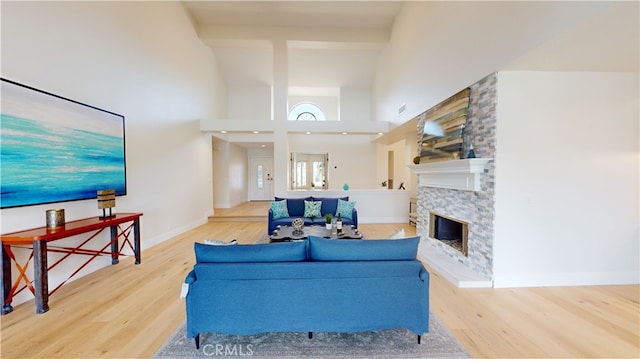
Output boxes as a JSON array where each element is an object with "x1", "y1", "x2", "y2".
[{"x1": 249, "y1": 157, "x2": 273, "y2": 201}]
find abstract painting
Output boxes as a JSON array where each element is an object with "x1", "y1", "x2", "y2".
[{"x1": 0, "y1": 78, "x2": 126, "y2": 209}]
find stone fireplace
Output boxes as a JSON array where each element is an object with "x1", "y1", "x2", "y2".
[{"x1": 409, "y1": 73, "x2": 497, "y2": 288}]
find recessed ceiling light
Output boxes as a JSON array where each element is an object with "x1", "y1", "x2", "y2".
[
  {"x1": 253, "y1": 131, "x2": 259, "y2": 134},
  {"x1": 378, "y1": 132, "x2": 384, "y2": 136},
  {"x1": 305, "y1": 131, "x2": 311, "y2": 135},
  {"x1": 341, "y1": 132, "x2": 348, "y2": 135},
  {"x1": 261, "y1": 144, "x2": 266, "y2": 148},
  {"x1": 221, "y1": 130, "x2": 227, "y2": 134}
]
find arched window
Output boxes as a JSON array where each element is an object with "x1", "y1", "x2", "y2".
[{"x1": 288, "y1": 103, "x2": 325, "y2": 121}]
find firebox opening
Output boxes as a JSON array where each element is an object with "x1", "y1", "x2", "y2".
[{"x1": 429, "y1": 211, "x2": 468, "y2": 256}]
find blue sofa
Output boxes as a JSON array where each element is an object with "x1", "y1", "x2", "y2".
[
  {"x1": 184, "y1": 236, "x2": 429, "y2": 348},
  {"x1": 268, "y1": 196, "x2": 358, "y2": 234}
]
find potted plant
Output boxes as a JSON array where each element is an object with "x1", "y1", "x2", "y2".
[{"x1": 325, "y1": 213, "x2": 333, "y2": 230}]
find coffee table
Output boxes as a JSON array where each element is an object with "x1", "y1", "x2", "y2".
[{"x1": 270, "y1": 225, "x2": 363, "y2": 243}]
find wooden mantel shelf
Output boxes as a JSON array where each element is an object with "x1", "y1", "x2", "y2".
[{"x1": 408, "y1": 158, "x2": 491, "y2": 191}]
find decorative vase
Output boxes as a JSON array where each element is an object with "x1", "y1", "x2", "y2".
[
  {"x1": 343, "y1": 183, "x2": 349, "y2": 191},
  {"x1": 46, "y1": 209, "x2": 65, "y2": 228},
  {"x1": 467, "y1": 144, "x2": 476, "y2": 158}
]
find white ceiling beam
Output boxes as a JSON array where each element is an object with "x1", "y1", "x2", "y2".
[
  {"x1": 197, "y1": 24, "x2": 390, "y2": 48},
  {"x1": 200, "y1": 119, "x2": 392, "y2": 136}
]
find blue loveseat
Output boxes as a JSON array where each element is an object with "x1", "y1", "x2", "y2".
[
  {"x1": 184, "y1": 236, "x2": 429, "y2": 348},
  {"x1": 268, "y1": 196, "x2": 358, "y2": 234}
]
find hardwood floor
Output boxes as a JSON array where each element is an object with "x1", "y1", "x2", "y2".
[{"x1": 1, "y1": 203, "x2": 638, "y2": 358}]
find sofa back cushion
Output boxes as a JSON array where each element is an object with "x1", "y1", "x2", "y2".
[
  {"x1": 308, "y1": 236, "x2": 419, "y2": 261},
  {"x1": 275, "y1": 196, "x2": 312, "y2": 217},
  {"x1": 312, "y1": 196, "x2": 348, "y2": 216},
  {"x1": 194, "y1": 260, "x2": 423, "y2": 281},
  {"x1": 195, "y1": 241, "x2": 307, "y2": 263}
]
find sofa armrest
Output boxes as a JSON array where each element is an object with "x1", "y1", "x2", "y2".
[
  {"x1": 419, "y1": 267, "x2": 430, "y2": 283},
  {"x1": 268, "y1": 208, "x2": 277, "y2": 235},
  {"x1": 185, "y1": 269, "x2": 197, "y2": 284},
  {"x1": 351, "y1": 208, "x2": 358, "y2": 228}
]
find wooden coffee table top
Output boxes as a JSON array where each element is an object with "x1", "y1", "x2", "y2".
[{"x1": 270, "y1": 225, "x2": 362, "y2": 242}]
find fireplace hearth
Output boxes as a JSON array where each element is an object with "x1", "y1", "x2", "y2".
[{"x1": 429, "y1": 212, "x2": 468, "y2": 256}]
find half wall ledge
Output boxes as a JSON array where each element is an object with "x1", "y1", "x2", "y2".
[{"x1": 408, "y1": 158, "x2": 491, "y2": 191}]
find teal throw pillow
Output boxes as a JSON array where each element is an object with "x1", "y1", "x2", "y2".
[
  {"x1": 335, "y1": 199, "x2": 355, "y2": 219},
  {"x1": 304, "y1": 200, "x2": 322, "y2": 218},
  {"x1": 270, "y1": 200, "x2": 289, "y2": 219}
]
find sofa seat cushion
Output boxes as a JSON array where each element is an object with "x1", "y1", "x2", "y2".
[
  {"x1": 309, "y1": 236, "x2": 419, "y2": 261},
  {"x1": 310, "y1": 217, "x2": 354, "y2": 226},
  {"x1": 272, "y1": 217, "x2": 314, "y2": 228},
  {"x1": 194, "y1": 241, "x2": 307, "y2": 263},
  {"x1": 193, "y1": 260, "x2": 424, "y2": 281}
]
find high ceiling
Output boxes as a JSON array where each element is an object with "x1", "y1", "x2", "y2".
[
  {"x1": 184, "y1": 1, "x2": 401, "y2": 29},
  {"x1": 183, "y1": 0, "x2": 638, "y2": 95},
  {"x1": 183, "y1": 1, "x2": 402, "y2": 89},
  {"x1": 184, "y1": 0, "x2": 637, "y2": 150}
]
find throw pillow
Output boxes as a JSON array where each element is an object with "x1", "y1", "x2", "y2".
[
  {"x1": 270, "y1": 200, "x2": 289, "y2": 219},
  {"x1": 335, "y1": 199, "x2": 355, "y2": 219},
  {"x1": 304, "y1": 200, "x2": 322, "y2": 218}
]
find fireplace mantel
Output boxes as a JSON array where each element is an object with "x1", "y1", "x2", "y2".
[{"x1": 409, "y1": 158, "x2": 491, "y2": 191}]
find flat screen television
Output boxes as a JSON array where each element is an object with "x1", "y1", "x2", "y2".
[
  {"x1": 0, "y1": 78, "x2": 126, "y2": 209},
  {"x1": 419, "y1": 88, "x2": 470, "y2": 162}
]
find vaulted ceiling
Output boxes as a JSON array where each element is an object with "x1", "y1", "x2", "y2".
[
  {"x1": 183, "y1": 1, "x2": 637, "y2": 91},
  {"x1": 183, "y1": 1, "x2": 401, "y2": 90}
]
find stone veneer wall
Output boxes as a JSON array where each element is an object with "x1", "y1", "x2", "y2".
[{"x1": 416, "y1": 73, "x2": 497, "y2": 277}]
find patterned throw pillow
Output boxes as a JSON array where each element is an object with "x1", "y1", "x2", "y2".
[
  {"x1": 304, "y1": 200, "x2": 322, "y2": 218},
  {"x1": 335, "y1": 199, "x2": 355, "y2": 220},
  {"x1": 270, "y1": 200, "x2": 289, "y2": 219}
]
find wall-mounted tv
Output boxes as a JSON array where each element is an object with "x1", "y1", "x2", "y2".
[
  {"x1": 0, "y1": 78, "x2": 126, "y2": 209},
  {"x1": 419, "y1": 88, "x2": 470, "y2": 162}
]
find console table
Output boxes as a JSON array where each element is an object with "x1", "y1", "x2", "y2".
[{"x1": 0, "y1": 213, "x2": 142, "y2": 315}]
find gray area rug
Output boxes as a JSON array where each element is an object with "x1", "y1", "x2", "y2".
[{"x1": 154, "y1": 313, "x2": 470, "y2": 359}]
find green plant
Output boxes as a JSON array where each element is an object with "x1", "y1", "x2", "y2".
[
  {"x1": 325, "y1": 213, "x2": 333, "y2": 224},
  {"x1": 382, "y1": 180, "x2": 388, "y2": 187}
]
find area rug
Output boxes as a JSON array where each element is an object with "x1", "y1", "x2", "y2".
[
  {"x1": 255, "y1": 234, "x2": 270, "y2": 244},
  {"x1": 154, "y1": 313, "x2": 470, "y2": 359}
]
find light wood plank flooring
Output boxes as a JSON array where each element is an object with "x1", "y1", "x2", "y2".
[{"x1": 1, "y1": 203, "x2": 638, "y2": 358}]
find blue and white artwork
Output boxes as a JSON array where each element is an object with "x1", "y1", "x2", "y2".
[{"x1": 0, "y1": 79, "x2": 126, "y2": 209}]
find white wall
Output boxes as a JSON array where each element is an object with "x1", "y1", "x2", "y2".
[
  {"x1": 228, "y1": 142, "x2": 249, "y2": 207},
  {"x1": 494, "y1": 71, "x2": 639, "y2": 287},
  {"x1": 1, "y1": 1, "x2": 225, "y2": 304},
  {"x1": 228, "y1": 85, "x2": 271, "y2": 121},
  {"x1": 288, "y1": 95, "x2": 339, "y2": 121},
  {"x1": 288, "y1": 134, "x2": 377, "y2": 190},
  {"x1": 212, "y1": 139, "x2": 248, "y2": 208},
  {"x1": 373, "y1": 1, "x2": 609, "y2": 125},
  {"x1": 339, "y1": 87, "x2": 372, "y2": 123}
]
